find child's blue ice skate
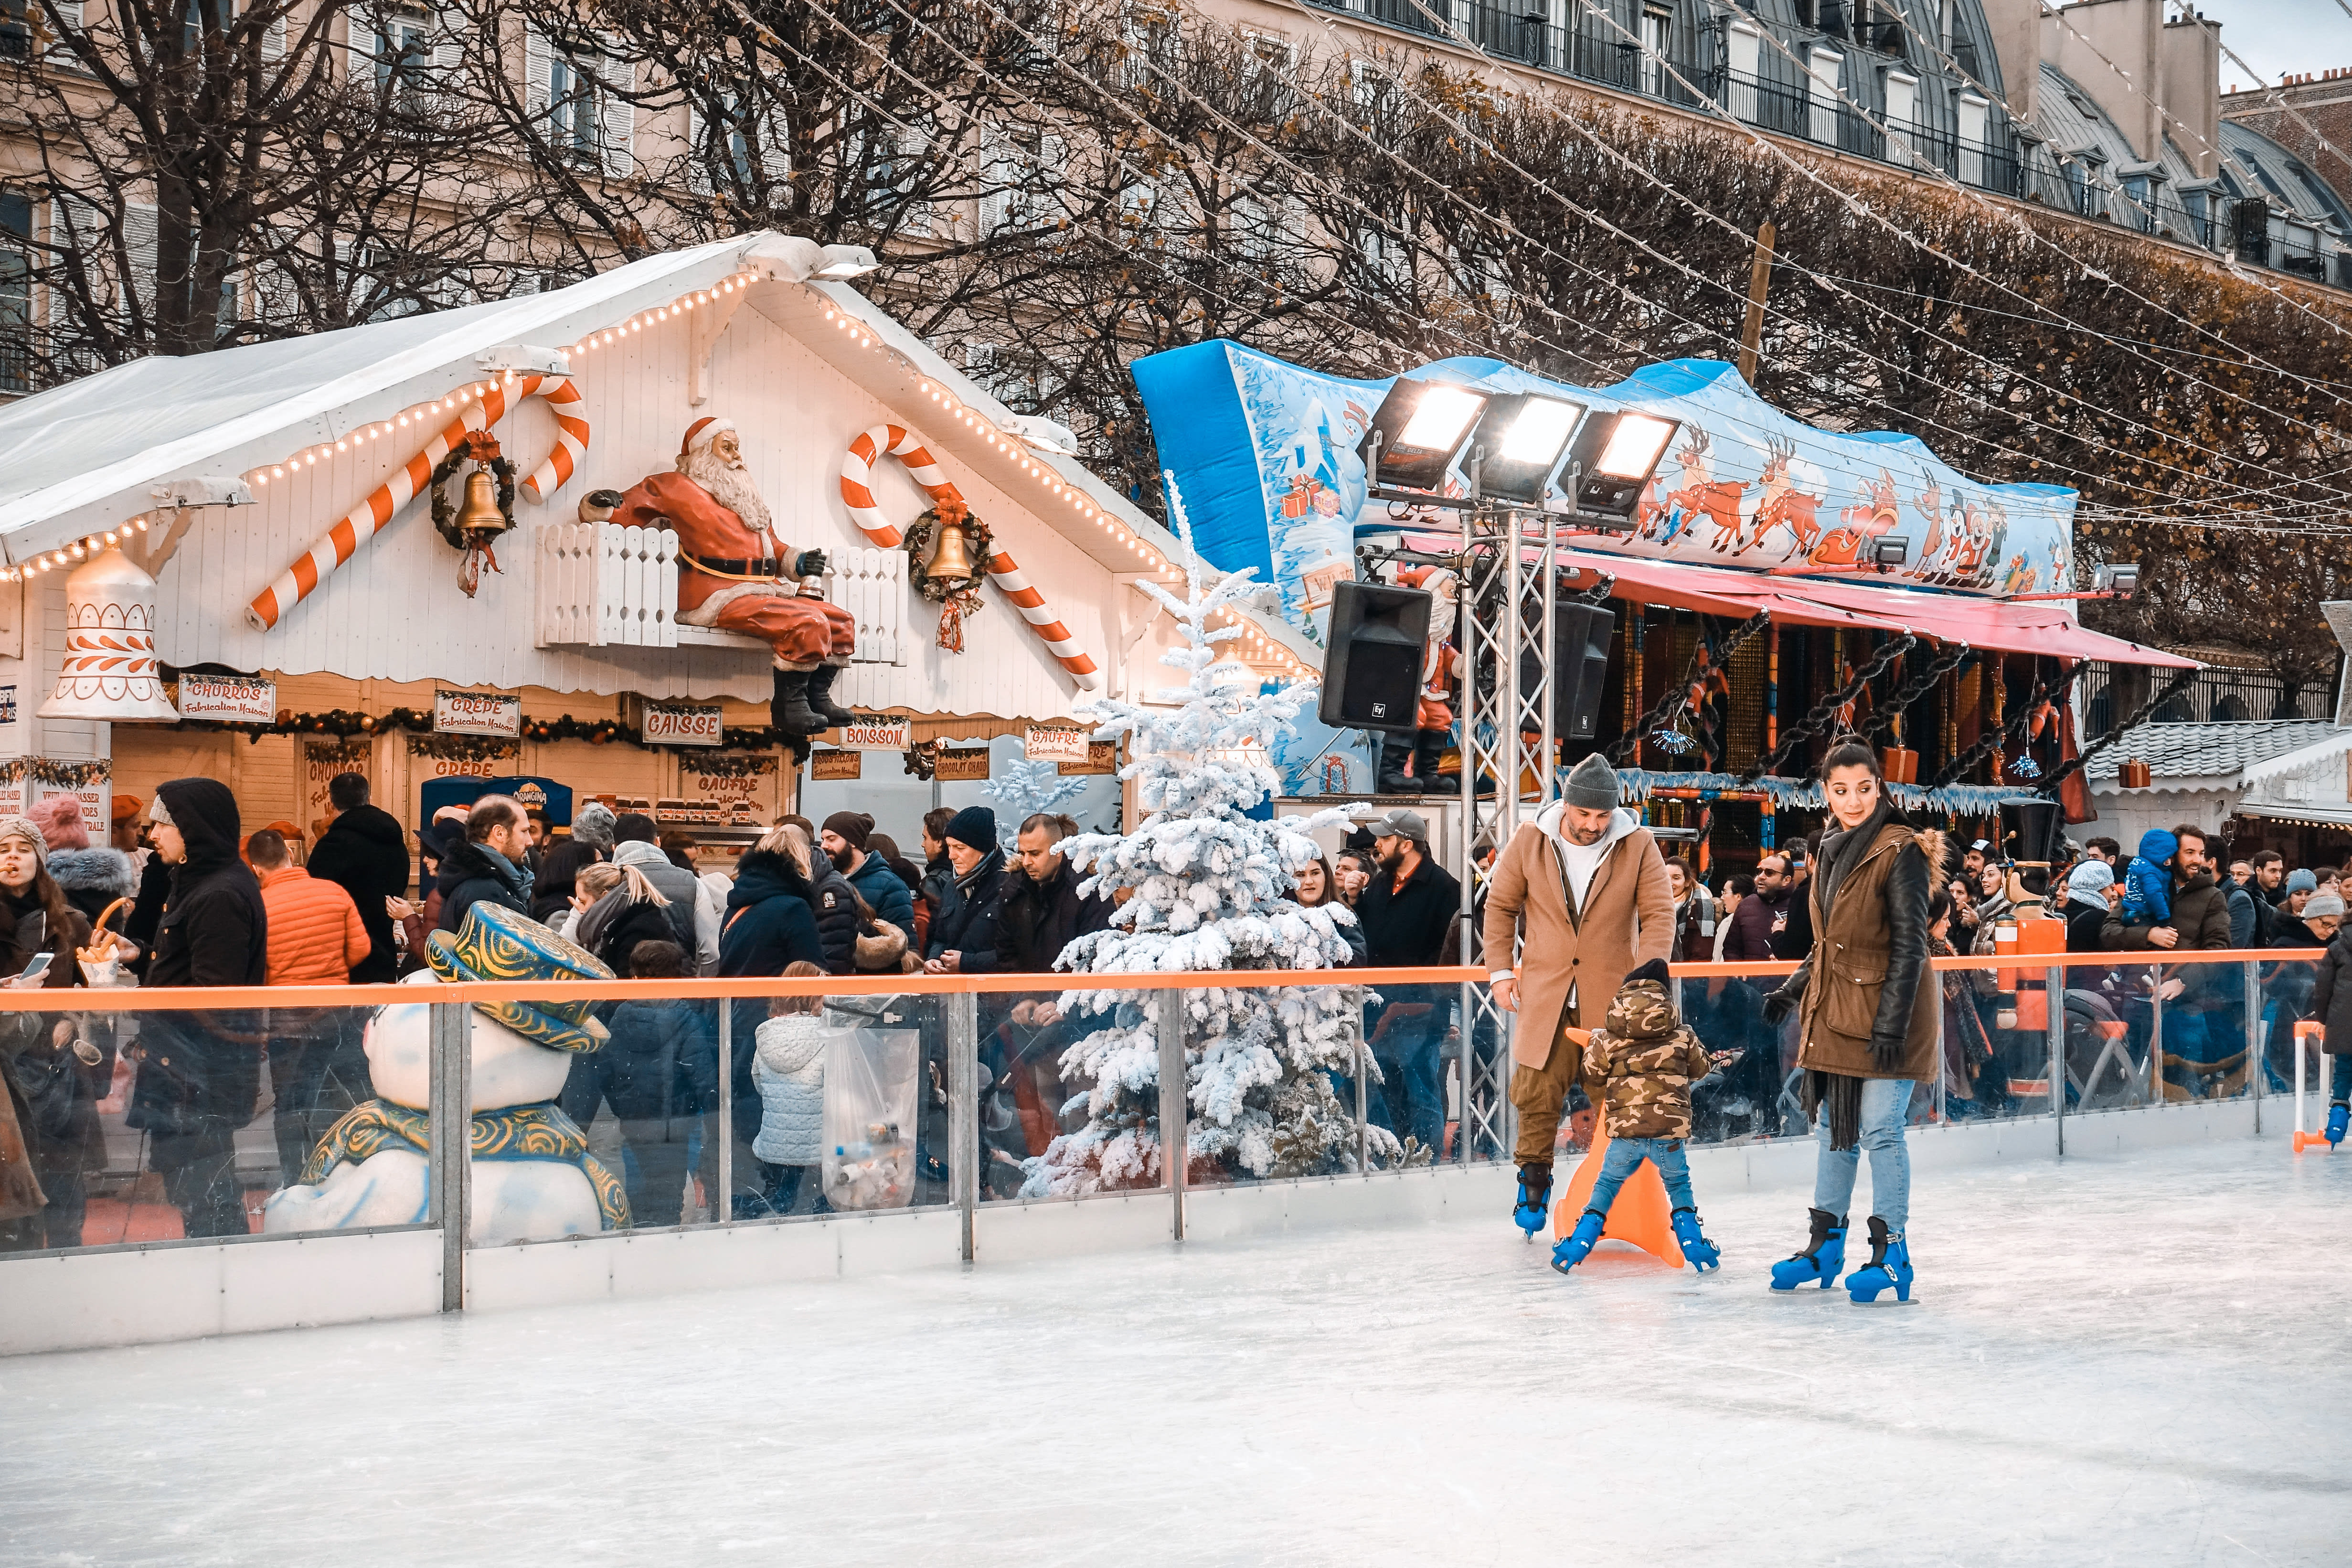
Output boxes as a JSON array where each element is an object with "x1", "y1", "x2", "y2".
[
  {"x1": 1550, "y1": 1210, "x2": 1606, "y2": 1274},
  {"x1": 1670, "y1": 1207, "x2": 1720, "y2": 1272},
  {"x1": 1768, "y1": 1207, "x2": 1846, "y2": 1292},
  {"x1": 2329, "y1": 1102, "x2": 2348, "y2": 1148},
  {"x1": 1845, "y1": 1216, "x2": 1916, "y2": 1305},
  {"x1": 1512, "y1": 1164, "x2": 1553, "y2": 1240}
]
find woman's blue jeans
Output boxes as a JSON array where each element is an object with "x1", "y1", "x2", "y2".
[{"x1": 1812, "y1": 1077, "x2": 1916, "y2": 1232}]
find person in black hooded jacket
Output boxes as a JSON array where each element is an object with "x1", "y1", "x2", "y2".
[
  {"x1": 130, "y1": 778, "x2": 268, "y2": 1239},
  {"x1": 304, "y1": 772, "x2": 411, "y2": 983},
  {"x1": 923, "y1": 806, "x2": 1008, "y2": 974},
  {"x1": 435, "y1": 795, "x2": 534, "y2": 934}
]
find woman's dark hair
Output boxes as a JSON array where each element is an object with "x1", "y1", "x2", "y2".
[
  {"x1": 1927, "y1": 889, "x2": 1953, "y2": 927},
  {"x1": 1817, "y1": 736, "x2": 1882, "y2": 781}
]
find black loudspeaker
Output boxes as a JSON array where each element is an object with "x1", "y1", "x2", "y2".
[
  {"x1": 1320, "y1": 580, "x2": 1431, "y2": 735},
  {"x1": 1519, "y1": 601, "x2": 1618, "y2": 741}
]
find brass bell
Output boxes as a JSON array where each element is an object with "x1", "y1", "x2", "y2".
[
  {"x1": 925, "y1": 519, "x2": 975, "y2": 580},
  {"x1": 455, "y1": 469, "x2": 507, "y2": 535}
]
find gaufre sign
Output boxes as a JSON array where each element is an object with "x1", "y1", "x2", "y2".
[{"x1": 433, "y1": 689, "x2": 521, "y2": 737}]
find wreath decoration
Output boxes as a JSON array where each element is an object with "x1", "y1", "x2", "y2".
[
  {"x1": 429, "y1": 430, "x2": 520, "y2": 598},
  {"x1": 902, "y1": 500, "x2": 995, "y2": 654}
]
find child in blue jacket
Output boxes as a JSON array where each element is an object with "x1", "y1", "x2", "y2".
[{"x1": 2117, "y1": 830, "x2": 2177, "y2": 927}]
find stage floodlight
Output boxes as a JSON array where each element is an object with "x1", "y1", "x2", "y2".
[
  {"x1": 1362, "y1": 379, "x2": 1490, "y2": 494},
  {"x1": 1562, "y1": 410, "x2": 1680, "y2": 522},
  {"x1": 2095, "y1": 562, "x2": 2140, "y2": 598},
  {"x1": 1466, "y1": 393, "x2": 1588, "y2": 505},
  {"x1": 1873, "y1": 537, "x2": 1909, "y2": 570}
]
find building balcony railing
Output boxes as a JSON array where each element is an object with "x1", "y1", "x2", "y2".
[{"x1": 1308, "y1": 0, "x2": 2024, "y2": 195}]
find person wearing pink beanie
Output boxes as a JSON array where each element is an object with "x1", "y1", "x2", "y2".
[{"x1": 25, "y1": 793, "x2": 89, "y2": 853}]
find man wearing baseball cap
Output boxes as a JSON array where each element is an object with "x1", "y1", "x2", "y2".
[
  {"x1": 1354, "y1": 807, "x2": 1463, "y2": 1157},
  {"x1": 1483, "y1": 753, "x2": 1675, "y2": 1239}
]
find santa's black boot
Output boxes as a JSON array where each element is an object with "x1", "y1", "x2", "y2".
[
  {"x1": 803, "y1": 663, "x2": 857, "y2": 728},
  {"x1": 1377, "y1": 733, "x2": 1416, "y2": 794},
  {"x1": 770, "y1": 669, "x2": 828, "y2": 736}
]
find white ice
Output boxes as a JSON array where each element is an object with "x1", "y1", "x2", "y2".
[{"x1": 4, "y1": 1134, "x2": 2349, "y2": 1567}]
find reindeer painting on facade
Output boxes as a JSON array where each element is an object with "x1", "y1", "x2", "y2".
[
  {"x1": 1657, "y1": 428, "x2": 1745, "y2": 552},
  {"x1": 1745, "y1": 435, "x2": 1821, "y2": 558}
]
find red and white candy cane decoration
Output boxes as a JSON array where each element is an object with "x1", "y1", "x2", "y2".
[
  {"x1": 838, "y1": 423, "x2": 1102, "y2": 690},
  {"x1": 246, "y1": 374, "x2": 589, "y2": 631}
]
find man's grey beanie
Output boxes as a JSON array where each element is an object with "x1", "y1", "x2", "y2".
[{"x1": 1563, "y1": 754, "x2": 1621, "y2": 811}]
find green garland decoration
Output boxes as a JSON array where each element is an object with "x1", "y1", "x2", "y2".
[
  {"x1": 406, "y1": 734, "x2": 521, "y2": 764},
  {"x1": 173, "y1": 704, "x2": 804, "y2": 757},
  {"x1": 0, "y1": 757, "x2": 113, "y2": 788}
]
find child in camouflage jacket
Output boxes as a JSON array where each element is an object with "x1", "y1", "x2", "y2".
[{"x1": 1551, "y1": 958, "x2": 1738, "y2": 1275}]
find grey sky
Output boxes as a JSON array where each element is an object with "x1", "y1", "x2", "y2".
[{"x1": 2151, "y1": 1, "x2": 2352, "y2": 93}]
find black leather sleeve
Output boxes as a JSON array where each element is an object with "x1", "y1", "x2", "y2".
[
  {"x1": 1762, "y1": 956, "x2": 1810, "y2": 1023},
  {"x1": 1870, "y1": 841, "x2": 1933, "y2": 1064}
]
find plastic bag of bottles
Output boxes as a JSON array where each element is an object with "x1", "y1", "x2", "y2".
[{"x1": 822, "y1": 1027, "x2": 921, "y2": 1210}]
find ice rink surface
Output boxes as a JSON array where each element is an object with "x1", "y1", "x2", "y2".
[{"x1": 5, "y1": 1133, "x2": 2349, "y2": 1567}]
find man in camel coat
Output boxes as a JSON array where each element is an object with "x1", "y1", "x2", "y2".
[{"x1": 1483, "y1": 753, "x2": 1675, "y2": 1237}]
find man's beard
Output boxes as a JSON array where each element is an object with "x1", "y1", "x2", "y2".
[
  {"x1": 1562, "y1": 822, "x2": 1606, "y2": 847},
  {"x1": 678, "y1": 448, "x2": 774, "y2": 536},
  {"x1": 1376, "y1": 843, "x2": 1406, "y2": 872},
  {"x1": 829, "y1": 845, "x2": 854, "y2": 873}
]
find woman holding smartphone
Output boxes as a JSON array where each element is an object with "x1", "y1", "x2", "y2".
[{"x1": 0, "y1": 813, "x2": 96, "y2": 1249}]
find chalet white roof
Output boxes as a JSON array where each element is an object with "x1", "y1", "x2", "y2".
[{"x1": 0, "y1": 230, "x2": 1318, "y2": 669}]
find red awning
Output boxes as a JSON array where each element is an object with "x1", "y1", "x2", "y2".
[
  {"x1": 1556, "y1": 550, "x2": 2196, "y2": 668},
  {"x1": 1554, "y1": 553, "x2": 1911, "y2": 635}
]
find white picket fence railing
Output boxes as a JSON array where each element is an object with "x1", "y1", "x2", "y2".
[{"x1": 535, "y1": 524, "x2": 906, "y2": 664}]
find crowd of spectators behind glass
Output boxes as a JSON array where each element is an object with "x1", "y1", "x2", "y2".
[{"x1": 10, "y1": 764, "x2": 2352, "y2": 1250}]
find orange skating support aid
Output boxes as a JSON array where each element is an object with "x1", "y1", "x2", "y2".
[
  {"x1": 1553, "y1": 1128, "x2": 1684, "y2": 1268},
  {"x1": 2291, "y1": 1020, "x2": 2338, "y2": 1153}
]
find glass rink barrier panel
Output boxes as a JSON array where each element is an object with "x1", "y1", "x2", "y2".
[
  {"x1": 0, "y1": 987, "x2": 439, "y2": 1255},
  {"x1": 978, "y1": 978, "x2": 1171, "y2": 1204},
  {"x1": 706, "y1": 978, "x2": 951, "y2": 1229}
]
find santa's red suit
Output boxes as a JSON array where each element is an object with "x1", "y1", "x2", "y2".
[{"x1": 611, "y1": 421, "x2": 855, "y2": 672}]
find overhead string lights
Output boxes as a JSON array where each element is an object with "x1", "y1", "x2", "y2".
[
  {"x1": 0, "y1": 512, "x2": 156, "y2": 583},
  {"x1": 865, "y1": 0, "x2": 2339, "y2": 521}
]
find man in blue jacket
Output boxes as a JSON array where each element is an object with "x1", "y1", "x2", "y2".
[{"x1": 822, "y1": 811, "x2": 916, "y2": 939}]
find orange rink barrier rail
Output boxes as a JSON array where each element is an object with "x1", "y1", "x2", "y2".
[
  {"x1": 0, "y1": 965, "x2": 1490, "y2": 1013},
  {"x1": 0, "y1": 952, "x2": 2320, "y2": 1011}
]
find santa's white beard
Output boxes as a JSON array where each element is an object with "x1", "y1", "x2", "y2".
[{"x1": 677, "y1": 449, "x2": 774, "y2": 536}]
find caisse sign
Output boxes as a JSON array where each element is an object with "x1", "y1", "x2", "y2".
[
  {"x1": 178, "y1": 674, "x2": 277, "y2": 724},
  {"x1": 643, "y1": 703, "x2": 724, "y2": 747},
  {"x1": 434, "y1": 688, "x2": 521, "y2": 737}
]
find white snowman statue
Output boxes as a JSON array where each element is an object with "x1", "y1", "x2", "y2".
[{"x1": 264, "y1": 902, "x2": 629, "y2": 1242}]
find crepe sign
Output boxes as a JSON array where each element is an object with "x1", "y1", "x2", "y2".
[
  {"x1": 1061, "y1": 741, "x2": 1118, "y2": 777},
  {"x1": 434, "y1": 689, "x2": 521, "y2": 737}
]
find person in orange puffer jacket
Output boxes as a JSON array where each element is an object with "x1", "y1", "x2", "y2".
[{"x1": 245, "y1": 827, "x2": 373, "y2": 1185}]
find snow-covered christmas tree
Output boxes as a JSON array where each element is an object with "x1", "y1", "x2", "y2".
[
  {"x1": 981, "y1": 757, "x2": 1090, "y2": 849},
  {"x1": 1020, "y1": 479, "x2": 1408, "y2": 1197}
]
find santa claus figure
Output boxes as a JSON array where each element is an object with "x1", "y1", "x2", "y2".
[
  {"x1": 611, "y1": 417, "x2": 857, "y2": 734},
  {"x1": 1377, "y1": 565, "x2": 1462, "y2": 795}
]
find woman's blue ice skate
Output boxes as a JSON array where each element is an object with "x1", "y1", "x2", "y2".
[
  {"x1": 1670, "y1": 1207, "x2": 1720, "y2": 1271},
  {"x1": 1768, "y1": 1207, "x2": 1846, "y2": 1293},
  {"x1": 1513, "y1": 1164, "x2": 1554, "y2": 1240},
  {"x1": 1550, "y1": 1210, "x2": 1606, "y2": 1273},
  {"x1": 2329, "y1": 1102, "x2": 2348, "y2": 1148},
  {"x1": 1845, "y1": 1216, "x2": 1915, "y2": 1305}
]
